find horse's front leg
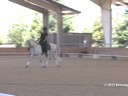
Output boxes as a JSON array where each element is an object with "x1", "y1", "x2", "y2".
[
  {"x1": 26, "y1": 54, "x2": 33, "y2": 68},
  {"x1": 39, "y1": 54, "x2": 45, "y2": 68},
  {"x1": 39, "y1": 54, "x2": 43, "y2": 63},
  {"x1": 53, "y1": 53, "x2": 60, "y2": 67}
]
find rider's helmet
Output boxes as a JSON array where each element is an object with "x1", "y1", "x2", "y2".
[{"x1": 42, "y1": 27, "x2": 47, "y2": 31}]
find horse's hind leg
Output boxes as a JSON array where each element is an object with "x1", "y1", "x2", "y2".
[
  {"x1": 41, "y1": 59, "x2": 49, "y2": 68},
  {"x1": 26, "y1": 55, "x2": 33, "y2": 68},
  {"x1": 39, "y1": 55, "x2": 46, "y2": 68}
]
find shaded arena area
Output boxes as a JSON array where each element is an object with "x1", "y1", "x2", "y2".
[{"x1": 0, "y1": 56, "x2": 128, "y2": 96}]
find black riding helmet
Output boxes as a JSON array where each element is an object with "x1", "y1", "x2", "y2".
[{"x1": 43, "y1": 27, "x2": 47, "y2": 31}]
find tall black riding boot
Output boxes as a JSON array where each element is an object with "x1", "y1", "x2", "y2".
[{"x1": 44, "y1": 51, "x2": 48, "y2": 57}]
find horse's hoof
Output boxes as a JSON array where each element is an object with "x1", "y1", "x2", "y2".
[
  {"x1": 57, "y1": 65, "x2": 60, "y2": 68},
  {"x1": 42, "y1": 66, "x2": 46, "y2": 68},
  {"x1": 25, "y1": 66, "x2": 28, "y2": 68}
]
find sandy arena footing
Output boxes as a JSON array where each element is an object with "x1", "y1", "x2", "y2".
[{"x1": 0, "y1": 56, "x2": 128, "y2": 96}]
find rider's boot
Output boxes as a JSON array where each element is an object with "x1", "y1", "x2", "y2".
[{"x1": 45, "y1": 51, "x2": 48, "y2": 57}]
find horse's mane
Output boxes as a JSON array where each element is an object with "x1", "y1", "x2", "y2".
[{"x1": 29, "y1": 39, "x2": 38, "y2": 44}]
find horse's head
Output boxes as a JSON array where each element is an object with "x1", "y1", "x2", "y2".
[{"x1": 26, "y1": 39, "x2": 38, "y2": 48}]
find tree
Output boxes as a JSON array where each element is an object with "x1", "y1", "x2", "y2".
[
  {"x1": 49, "y1": 15, "x2": 74, "y2": 33},
  {"x1": 29, "y1": 13, "x2": 43, "y2": 39},
  {"x1": 88, "y1": 17, "x2": 104, "y2": 47},
  {"x1": 63, "y1": 25, "x2": 70, "y2": 33},
  {"x1": 63, "y1": 16, "x2": 74, "y2": 33},
  {"x1": 8, "y1": 23, "x2": 29, "y2": 47},
  {"x1": 84, "y1": 14, "x2": 128, "y2": 48},
  {"x1": 113, "y1": 14, "x2": 128, "y2": 47},
  {"x1": 8, "y1": 12, "x2": 43, "y2": 47},
  {"x1": 49, "y1": 15, "x2": 57, "y2": 32},
  {"x1": 0, "y1": 34, "x2": 4, "y2": 44}
]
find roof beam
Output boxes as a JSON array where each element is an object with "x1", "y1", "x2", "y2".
[
  {"x1": 46, "y1": 0, "x2": 81, "y2": 14},
  {"x1": 9, "y1": 0, "x2": 47, "y2": 13},
  {"x1": 91, "y1": 0, "x2": 111, "y2": 10},
  {"x1": 113, "y1": 0, "x2": 128, "y2": 6},
  {"x1": 25, "y1": 0, "x2": 58, "y2": 12},
  {"x1": 9, "y1": 0, "x2": 80, "y2": 15},
  {"x1": 25, "y1": 0, "x2": 80, "y2": 15},
  {"x1": 91, "y1": 0, "x2": 101, "y2": 6}
]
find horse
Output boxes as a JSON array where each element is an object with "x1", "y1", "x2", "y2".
[{"x1": 26, "y1": 39, "x2": 60, "y2": 68}]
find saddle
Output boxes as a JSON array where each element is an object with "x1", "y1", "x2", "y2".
[
  {"x1": 47, "y1": 43, "x2": 51, "y2": 51},
  {"x1": 41, "y1": 43, "x2": 51, "y2": 56},
  {"x1": 41, "y1": 42, "x2": 51, "y2": 51}
]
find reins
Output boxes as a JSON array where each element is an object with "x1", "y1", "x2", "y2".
[{"x1": 28, "y1": 40, "x2": 39, "y2": 49}]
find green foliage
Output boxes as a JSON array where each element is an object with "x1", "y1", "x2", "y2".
[
  {"x1": 113, "y1": 14, "x2": 128, "y2": 47},
  {"x1": 8, "y1": 23, "x2": 28, "y2": 47},
  {"x1": 90, "y1": 18, "x2": 104, "y2": 47},
  {"x1": 29, "y1": 13, "x2": 43, "y2": 39},
  {"x1": 63, "y1": 25, "x2": 70, "y2": 33},
  {"x1": 49, "y1": 15, "x2": 74, "y2": 33},
  {"x1": 8, "y1": 12, "x2": 43, "y2": 47},
  {"x1": 47, "y1": 0, "x2": 74, "y2": 33},
  {"x1": 0, "y1": 34, "x2": 4, "y2": 44},
  {"x1": 63, "y1": 16, "x2": 74, "y2": 33},
  {"x1": 49, "y1": 15, "x2": 57, "y2": 32},
  {"x1": 83, "y1": 14, "x2": 128, "y2": 48}
]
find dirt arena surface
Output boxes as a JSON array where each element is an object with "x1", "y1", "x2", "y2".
[{"x1": 0, "y1": 56, "x2": 128, "y2": 96}]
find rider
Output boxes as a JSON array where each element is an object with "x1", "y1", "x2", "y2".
[{"x1": 37, "y1": 27, "x2": 48, "y2": 57}]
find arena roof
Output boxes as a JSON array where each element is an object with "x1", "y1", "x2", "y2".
[
  {"x1": 91, "y1": 0, "x2": 128, "y2": 6},
  {"x1": 112, "y1": 0, "x2": 128, "y2": 6},
  {"x1": 9, "y1": 0, "x2": 81, "y2": 15}
]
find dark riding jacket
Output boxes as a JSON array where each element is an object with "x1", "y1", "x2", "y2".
[{"x1": 39, "y1": 32, "x2": 48, "y2": 44}]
